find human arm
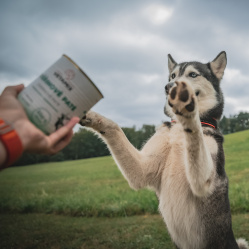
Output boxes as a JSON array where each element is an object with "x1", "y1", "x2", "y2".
[{"x1": 0, "y1": 84, "x2": 79, "y2": 169}]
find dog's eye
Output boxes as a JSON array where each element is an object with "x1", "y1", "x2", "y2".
[
  {"x1": 189, "y1": 72, "x2": 198, "y2": 78},
  {"x1": 195, "y1": 91, "x2": 200, "y2": 96},
  {"x1": 171, "y1": 73, "x2": 176, "y2": 79}
]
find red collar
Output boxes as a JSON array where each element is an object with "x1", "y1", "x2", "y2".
[
  {"x1": 201, "y1": 121, "x2": 216, "y2": 129},
  {"x1": 171, "y1": 118, "x2": 217, "y2": 129}
]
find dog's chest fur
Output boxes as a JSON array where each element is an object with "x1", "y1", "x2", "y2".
[{"x1": 148, "y1": 123, "x2": 220, "y2": 249}]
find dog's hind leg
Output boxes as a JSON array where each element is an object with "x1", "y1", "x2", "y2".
[{"x1": 237, "y1": 238, "x2": 249, "y2": 249}]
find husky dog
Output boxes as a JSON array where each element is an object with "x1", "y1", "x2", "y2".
[{"x1": 80, "y1": 52, "x2": 248, "y2": 249}]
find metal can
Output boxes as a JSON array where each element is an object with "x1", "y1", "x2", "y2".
[{"x1": 18, "y1": 55, "x2": 103, "y2": 135}]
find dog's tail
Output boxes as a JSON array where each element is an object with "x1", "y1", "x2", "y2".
[{"x1": 237, "y1": 238, "x2": 249, "y2": 249}]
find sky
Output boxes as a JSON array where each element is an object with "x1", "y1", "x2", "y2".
[{"x1": 1, "y1": 0, "x2": 249, "y2": 128}]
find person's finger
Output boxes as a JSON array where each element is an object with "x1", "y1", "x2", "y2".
[
  {"x1": 65, "y1": 116, "x2": 80, "y2": 129},
  {"x1": 16, "y1": 84, "x2": 25, "y2": 94},
  {"x1": 52, "y1": 130, "x2": 74, "y2": 153},
  {"x1": 46, "y1": 117, "x2": 79, "y2": 148},
  {"x1": 1, "y1": 84, "x2": 24, "y2": 97}
]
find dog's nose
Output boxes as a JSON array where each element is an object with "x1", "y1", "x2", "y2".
[{"x1": 165, "y1": 82, "x2": 174, "y2": 94}]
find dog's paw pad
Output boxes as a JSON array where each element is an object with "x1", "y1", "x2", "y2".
[
  {"x1": 168, "y1": 82, "x2": 196, "y2": 117},
  {"x1": 179, "y1": 88, "x2": 189, "y2": 102},
  {"x1": 170, "y1": 87, "x2": 177, "y2": 100}
]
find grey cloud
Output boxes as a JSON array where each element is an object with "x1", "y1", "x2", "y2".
[{"x1": 0, "y1": 0, "x2": 249, "y2": 127}]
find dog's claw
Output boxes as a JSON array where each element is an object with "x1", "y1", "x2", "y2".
[{"x1": 79, "y1": 117, "x2": 92, "y2": 126}]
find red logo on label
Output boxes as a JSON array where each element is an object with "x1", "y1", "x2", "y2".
[{"x1": 65, "y1": 69, "x2": 75, "y2": 81}]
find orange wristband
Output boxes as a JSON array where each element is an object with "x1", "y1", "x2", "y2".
[{"x1": 0, "y1": 119, "x2": 23, "y2": 168}]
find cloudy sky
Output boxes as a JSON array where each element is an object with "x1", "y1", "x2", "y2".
[{"x1": 1, "y1": 0, "x2": 249, "y2": 128}]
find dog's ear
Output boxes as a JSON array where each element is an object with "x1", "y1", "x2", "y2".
[
  {"x1": 168, "y1": 54, "x2": 177, "y2": 73},
  {"x1": 210, "y1": 51, "x2": 227, "y2": 80}
]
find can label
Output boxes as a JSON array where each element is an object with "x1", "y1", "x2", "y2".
[{"x1": 18, "y1": 55, "x2": 103, "y2": 135}]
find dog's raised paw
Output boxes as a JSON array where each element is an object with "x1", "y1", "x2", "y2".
[
  {"x1": 79, "y1": 115, "x2": 92, "y2": 126},
  {"x1": 168, "y1": 82, "x2": 196, "y2": 118},
  {"x1": 79, "y1": 111, "x2": 99, "y2": 128},
  {"x1": 79, "y1": 111, "x2": 108, "y2": 134}
]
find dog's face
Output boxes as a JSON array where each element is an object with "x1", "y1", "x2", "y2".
[{"x1": 164, "y1": 52, "x2": 227, "y2": 120}]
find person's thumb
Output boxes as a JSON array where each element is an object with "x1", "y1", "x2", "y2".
[{"x1": 1, "y1": 84, "x2": 24, "y2": 97}]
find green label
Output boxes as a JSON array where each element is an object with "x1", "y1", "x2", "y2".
[
  {"x1": 31, "y1": 108, "x2": 51, "y2": 129},
  {"x1": 40, "y1": 74, "x2": 77, "y2": 112},
  {"x1": 40, "y1": 74, "x2": 63, "y2": 97}
]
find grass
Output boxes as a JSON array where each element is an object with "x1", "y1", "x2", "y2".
[
  {"x1": 0, "y1": 157, "x2": 158, "y2": 216},
  {"x1": 224, "y1": 130, "x2": 249, "y2": 213},
  {"x1": 0, "y1": 213, "x2": 173, "y2": 249},
  {"x1": 0, "y1": 213, "x2": 248, "y2": 249},
  {"x1": 0, "y1": 129, "x2": 249, "y2": 248}
]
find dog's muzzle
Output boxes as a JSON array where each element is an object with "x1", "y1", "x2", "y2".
[{"x1": 165, "y1": 82, "x2": 174, "y2": 95}]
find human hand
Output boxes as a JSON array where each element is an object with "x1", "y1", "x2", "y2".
[{"x1": 0, "y1": 84, "x2": 79, "y2": 155}]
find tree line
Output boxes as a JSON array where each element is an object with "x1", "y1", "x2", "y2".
[
  {"x1": 14, "y1": 111, "x2": 249, "y2": 166},
  {"x1": 219, "y1": 111, "x2": 249, "y2": 134},
  {"x1": 15, "y1": 124, "x2": 156, "y2": 166}
]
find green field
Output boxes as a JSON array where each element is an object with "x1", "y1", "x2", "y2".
[{"x1": 0, "y1": 130, "x2": 249, "y2": 248}]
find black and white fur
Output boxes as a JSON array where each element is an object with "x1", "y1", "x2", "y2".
[{"x1": 80, "y1": 52, "x2": 248, "y2": 249}]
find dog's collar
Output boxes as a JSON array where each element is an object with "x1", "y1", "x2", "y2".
[
  {"x1": 200, "y1": 118, "x2": 217, "y2": 129},
  {"x1": 171, "y1": 118, "x2": 217, "y2": 129}
]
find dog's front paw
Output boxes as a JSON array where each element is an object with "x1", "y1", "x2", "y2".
[
  {"x1": 80, "y1": 111, "x2": 94, "y2": 127},
  {"x1": 79, "y1": 111, "x2": 106, "y2": 134},
  {"x1": 168, "y1": 82, "x2": 197, "y2": 118}
]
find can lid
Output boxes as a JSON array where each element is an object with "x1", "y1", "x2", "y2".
[{"x1": 63, "y1": 54, "x2": 104, "y2": 98}]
